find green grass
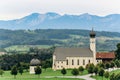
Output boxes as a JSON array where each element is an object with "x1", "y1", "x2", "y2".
[
  {"x1": 0, "y1": 77, "x2": 83, "y2": 80},
  {"x1": 110, "y1": 69, "x2": 120, "y2": 74},
  {"x1": 5, "y1": 45, "x2": 51, "y2": 52},
  {"x1": 92, "y1": 75, "x2": 109, "y2": 80},
  {"x1": 0, "y1": 68, "x2": 85, "y2": 80},
  {"x1": 92, "y1": 69, "x2": 120, "y2": 80}
]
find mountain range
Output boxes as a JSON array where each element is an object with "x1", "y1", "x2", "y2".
[{"x1": 0, "y1": 12, "x2": 120, "y2": 32}]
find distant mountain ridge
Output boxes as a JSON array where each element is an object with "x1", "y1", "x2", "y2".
[{"x1": 0, "y1": 12, "x2": 120, "y2": 32}]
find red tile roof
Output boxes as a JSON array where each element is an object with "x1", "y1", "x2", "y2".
[{"x1": 96, "y1": 52, "x2": 115, "y2": 59}]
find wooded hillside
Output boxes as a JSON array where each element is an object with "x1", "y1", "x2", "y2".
[{"x1": 0, "y1": 29, "x2": 120, "y2": 51}]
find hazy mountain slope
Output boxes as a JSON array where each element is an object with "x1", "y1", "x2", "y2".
[
  {"x1": 0, "y1": 29, "x2": 120, "y2": 51},
  {"x1": 0, "y1": 12, "x2": 120, "y2": 32}
]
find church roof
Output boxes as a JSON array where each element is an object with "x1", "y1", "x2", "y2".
[
  {"x1": 96, "y1": 52, "x2": 115, "y2": 59},
  {"x1": 54, "y1": 47, "x2": 93, "y2": 60}
]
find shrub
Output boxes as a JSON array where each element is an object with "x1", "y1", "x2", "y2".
[
  {"x1": 98, "y1": 68, "x2": 104, "y2": 77},
  {"x1": 87, "y1": 63, "x2": 95, "y2": 74},
  {"x1": 93, "y1": 66, "x2": 99, "y2": 75},
  {"x1": 104, "y1": 71, "x2": 109, "y2": 79},
  {"x1": 110, "y1": 73, "x2": 115, "y2": 80},
  {"x1": 11, "y1": 66, "x2": 18, "y2": 79},
  {"x1": 78, "y1": 66, "x2": 84, "y2": 74},
  {"x1": 71, "y1": 68, "x2": 79, "y2": 76},
  {"x1": 35, "y1": 66, "x2": 42, "y2": 78},
  {"x1": 61, "y1": 68, "x2": 67, "y2": 76}
]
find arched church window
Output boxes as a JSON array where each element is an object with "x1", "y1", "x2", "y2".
[
  {"x1": 72, "y1": 59, "x2": 74, "y2": 65},
  {"x1": 66, "y1": 59, "x2": 68, "y2": 65},
  {"x1": 89, "y1": 60, "x2": 90, "y2": 63},
  {"x1": 83, "y1": 60, "x2": 85, "y2": 65},
  {"x1": 77, "y1": 59, "x2": 79, "y2": 65}
]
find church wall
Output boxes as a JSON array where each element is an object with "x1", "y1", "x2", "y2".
[
  {"x1": 53, "y1": 56, "x2": 94, "y2": 70},
  {"x1": 52, "y1": 54, "x2": 56, "y2": 70},
  {"x1": 66, "y1": 57, "x2": 94, "y2": 68},
  {"x1": 54, "y1": 60, "x2": 66, "y2": 70}
]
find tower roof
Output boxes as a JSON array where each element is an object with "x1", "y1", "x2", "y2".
[
  {"x1": 90, "y1": 28, "x2": 96, "y2": 38},
  {"x1": 30, "y1": 58, "x2": 41, "y2": 66}
]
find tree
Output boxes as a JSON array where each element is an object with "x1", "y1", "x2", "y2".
[
  {"x1": 97, "y1": 62, "x2": 105, "y2": 69},
  {"x1": 61, "y1": 68, "x2": 67, "y2": 76},
  {"x1": 105, "y1": 62, "x2": 110, "y2": 69},
  {"x1": 71, "y1": 68, "x2": 79, "y2": 76},
  {"x1": 93, "y1": 66, "x2": 99, "y2": 75},
  {"x1": 110, "y1": 61, "x2": 115, "y2": 68},
  {"x1": 42, "y1": 59, "x2": 51, "y2": 70},
  {"x1": 116, "y1": 43, "x2": 120, "y2": 59},
  {"x1": 98, "y1": 68, "x2": 105, "y2": 80},
  {"x1": 42, "y1": 63, "x2": 48, "y2": 70},
  {"x1": 87, "y1": 64, "x2": 95, "y2": 74},
  {"x1": 35, "y1": 66, "x2": 42, "y2": 78},
  {"x1": 11, "y1": 66, "x2": 18, "y2": 79},
  {"x1": 110, "y1": 73, "x2": 115, "y2": 80},
  {"x1": 114, "y1": 73, "x2": 120, "y2": 80},
  {"x1": 19, "y1": 66, "x2": 23, "y2": 75},
  {"x1": 0, "y1": 69, "x2": 4, "y2": 77},
  {"x1": 104, "y1": 71, "x2": 109, "y2": 80},
  {"x1": 115, "y1": 59, "x2": 120, "y2": 67},
  {"x1": 78, "y1": 66, "x2": 84, "y2": 74}
]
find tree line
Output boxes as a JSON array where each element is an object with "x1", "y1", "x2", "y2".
[{"x1": 0, "y1": 47, "x2": 55, "y2": 70}]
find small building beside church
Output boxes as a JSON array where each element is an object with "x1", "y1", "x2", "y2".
[{"x1": 30, "y1": 58, "x2": 41, "y2": 74}]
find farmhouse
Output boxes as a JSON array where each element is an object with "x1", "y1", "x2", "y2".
[
  {"x1": 52, "y1": 29, "x2": 115, "y2": 70},
  {"x1": 96, "y1": 52, "x2": 115, "y2": 63}
]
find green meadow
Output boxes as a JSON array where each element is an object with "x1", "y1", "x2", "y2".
[
  {"x1": 92, "y1": 69, "x2": 120, "y2": 80},
  {"x1": 0, "y1": 69, "x2": 86, "y2": 80}
]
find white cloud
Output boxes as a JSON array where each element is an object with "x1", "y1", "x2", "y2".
[{"x1": 0, "y1": 0, "x2": 120, "y2": 20}]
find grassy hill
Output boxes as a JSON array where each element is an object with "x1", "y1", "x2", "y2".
[{"x1": 0, "y1": 29, "x2": 120, "y2": 51}]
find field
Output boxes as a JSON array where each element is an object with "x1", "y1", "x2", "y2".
[
  {"x1": 5, "y1": 45, "x2": 51, "y2": 52},
  {"x1": 0, "y1": 69, "x2": 86, "y2": 80}
]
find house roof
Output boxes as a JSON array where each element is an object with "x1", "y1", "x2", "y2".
[
  {"x1": 54, "y1": 47, "x2": 93, "y2": 60},
  {"x1": 96, "y1": 52, "x2": 115, "y2": 59}
]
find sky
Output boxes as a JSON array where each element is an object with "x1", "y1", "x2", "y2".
[{"x1": 0, "y1": 0, "x2": 120, "y2": 20}]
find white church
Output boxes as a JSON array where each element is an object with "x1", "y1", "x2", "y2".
[{"x1": 52, "y1": 29, "x2": 98, "y2": 70}]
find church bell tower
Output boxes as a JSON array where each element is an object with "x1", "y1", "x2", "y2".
[{"x1": 90, "y1": 28, "x2": 96, "y2": 64}]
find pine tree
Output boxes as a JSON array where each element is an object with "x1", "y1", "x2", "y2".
[
  {"x1": 78, "y1": 66, "x2": 84, "y2": 74},
  {"x1": 11, "y1": 66, "x2": 18, "y2": 78},
  {"x1": 71, "y1": 68, "x2": 79, "y2": 76},
  {"x1": 61, "y1": 68, "x2": 67, "y2": 76},
  {"x1": 19, "y1": 66, "x2": 23, "y2": 75},
  {"x1": 35, "y1": 66, "x2": 42, "y2": 78}
]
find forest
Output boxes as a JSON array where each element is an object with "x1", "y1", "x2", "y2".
[{"x1": 0, "y1": 29, "x2": 120, "y2": 51}]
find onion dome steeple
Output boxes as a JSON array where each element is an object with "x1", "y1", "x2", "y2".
[{"x1": 90, "y1": 28, "x2": 96, "y2": 38}]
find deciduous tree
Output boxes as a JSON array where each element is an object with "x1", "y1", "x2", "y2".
[
  {"x1": 61, "y1": 68, "x2": 67, "y2": 76},
  {"x1": 35, "y1": 66, "x2": 42, "y2": 78},
  {"x1": 11, "y1": 66, "x2": 18, "y2": 79},
  {"x1": 71, "y1": 68, "x2": 79, "y2": 76},
  {"x1": 78, "y1": 66, "x2": 84, "y2": 74}
]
